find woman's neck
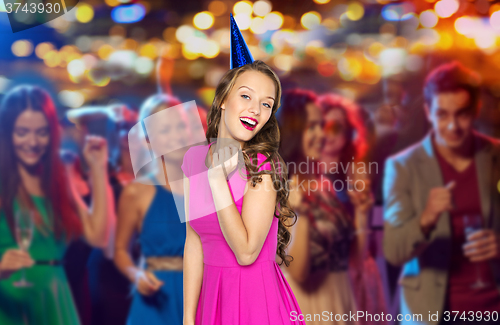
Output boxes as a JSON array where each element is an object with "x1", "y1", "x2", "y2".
[
  {"x1": 17, "y1": 163, "x2": 43, "y2": 196},
  {"x1": 216, "y1": 122, "x2": 244, "y2": 150},
  {"x1": 154, "y1": 158, "x2": 185, "y2": 194}
]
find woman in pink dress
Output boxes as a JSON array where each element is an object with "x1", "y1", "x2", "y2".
[{"x1": 181, "y1": 56, "x2": 304, "y2": 324}]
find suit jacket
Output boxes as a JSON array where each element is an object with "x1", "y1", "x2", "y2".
[{"x1": 383, "y1": 131, "x2": 500, "y2": 325}]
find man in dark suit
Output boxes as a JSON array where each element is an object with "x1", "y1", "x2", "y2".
[{"x1": 383, "y1": 61, "x2": 500, "y2": 325}]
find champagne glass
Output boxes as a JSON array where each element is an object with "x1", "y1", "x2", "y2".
[
  {"x1": 463, "y1": 214, "x2": 489, "y2": 289},
  {"x1": 13, "y1": 209, "x2": 34, "y2": 288}
]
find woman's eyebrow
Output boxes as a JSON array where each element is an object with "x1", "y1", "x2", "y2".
[
  {"x1": 14, "y1": 126, "x2": 29, "y2": 131},
  {"x1": 238, "y1": 86, "x2": 275, "y2": 101},
  {"x1": 15, "y1": 126, "x2": 49, "y2": 131},
  {"x1": 239, "y1": 85, "x2": 254, "y2": 92}
]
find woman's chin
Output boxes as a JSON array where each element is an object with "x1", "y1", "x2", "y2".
[
  {"x1": 231, "y1": 130, "x2": 253, "y2": 144},
  {"x1": 18, "y1": 157, "x2": 42, "y2": 168}
]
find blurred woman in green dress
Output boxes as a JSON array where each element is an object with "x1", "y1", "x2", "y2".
[{"x1": 0, "y1": 85, "x2": 114, "y2": 325}]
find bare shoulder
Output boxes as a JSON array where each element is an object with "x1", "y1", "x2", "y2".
[
  {"x1": 287, "y1": 175, "x2": 303, "y2": 209},
  {"x1": 121, "y1": 180, "x2": 155, "y2": 203}
]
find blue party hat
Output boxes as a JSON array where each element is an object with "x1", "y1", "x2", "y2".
[{"x1": 230, "y1": 13, "x2": 254, "y2": 69}]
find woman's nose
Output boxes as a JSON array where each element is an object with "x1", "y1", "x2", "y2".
[
  {"x1": 28, "y1": 133, "x2": 38, "y2": 146},
  {"x1": 248, "y1": 101, "x2": 261, "y2": 116}
]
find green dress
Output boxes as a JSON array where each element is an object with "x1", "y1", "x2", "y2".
[{"x1": 0, "y1": 195, "x2": 81, "y2": 325}]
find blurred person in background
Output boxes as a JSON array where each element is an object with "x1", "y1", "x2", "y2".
[
  {"x1": 370, "y1": 74, "x2": 430, "y2": 310},
  {"x1": 383, "y1": 61, "x2": 500, "y2": 325},
  {"x1": 0, "y1": 85, "x2": 114, "y2": 325},
  {"x1": 59, "y1": 116, "x2": 94, "y2": 325},
  {"x1": 318, "y1": 94, "x2": 370, "y2": 213},
  {"x1": 114, "y1": 94, "x2": 187, "y2": 325},
  {"x1": 318, "y1": 93, "x2": 388, "y2": 325},
  {"x1": 278, "y1": 89, "x2": 371, "y2": 325},
  {"x1": 66, "y1": 105, "x2": 139, "y2": 325}
]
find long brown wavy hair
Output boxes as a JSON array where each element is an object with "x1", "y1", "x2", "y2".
[{"x1": 205, "y1": 60, "x2": 297, "y2": 266}]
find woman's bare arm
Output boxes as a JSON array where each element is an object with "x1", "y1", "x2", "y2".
[
  {"x1": 282, "y1": 176, "x2": 311, "y2": 283},
  {"x1": 72, "y1": 136, "x2": 115, "y2": 248},
  {"x1": 113, "y1": 183, "x2": 142, "y2": 283},
  {"x1": 348, "y1": 173, "x2": 373, "y2": 267},
  {"x1": 183, "y1": 175, "x2": 204, "y2": 325},
  {"x1": 209, "y1": 170, "x2": 276, "y2": 266}
]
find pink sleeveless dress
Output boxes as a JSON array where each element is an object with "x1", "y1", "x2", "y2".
[{"x1": 181, "y1": 143, "x2": 304, "y2": 325}]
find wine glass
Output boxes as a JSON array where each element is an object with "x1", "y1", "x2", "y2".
[
  {"x1": 13, "y1": 209, "x2": 34, "y2": 288},
  {"x1": 463, "y1": 214, "x2": 489, "y2": 289}
]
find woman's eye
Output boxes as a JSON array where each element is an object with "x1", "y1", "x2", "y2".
[
  {"x1": 14, "y1": 130, "x2": 27, "y2": 137},
  {"x1": 241, "y1": 94, "x2": 250, "y2": 100},
  {"x1": 263, "y1": 103, "x2": 271, "y2": 108}
]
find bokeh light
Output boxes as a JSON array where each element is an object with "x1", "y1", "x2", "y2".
[
  {"x1": 437, "y1": 31, "x2": 454, "y2": 49},
  {"x1": 193, "y1": 11, "x2": 215, "y2": 30},
  {"x1": 368, "y1": 42, "x2": 384, "y2": 58},
  {"x1": 234, "y1": 13, "x2": 252, "y2": 30},
  {"x1": 44, "y1": 51, "x2": 62, "y2": 68},
  {"x1": 346, "y1": 2, "x2": 364, "y2": 21},
  {"x1": 209, "y1": 1, "x2": 227, "y2": 16},
  {"x1": 381, "y1": 3, "x2": 415, "y2": 21},
  {"x1": 434, "y1": 0, "x2": 459, "y2": 19},
  {"x1": 59, "y1": 91, "x2": 85, "y2": 108},
  {"x1": 182, "y1": 44, "x2": 201, "y2": 60},
  {"x1": 253, "y1": 1, "x2": 272, "y2": 17},
  {"x1": 317, "y1": 61, "x2": 336, "y2": 77},
  {"x1": 491, "y1": 11, "x2": 500, "y2": 30},
  {"x1": 134, "y1": 57, "x2": 154, "y2": 75},
  {"x1": 67, "y1": 59, "x2": 86, "y2": 77},
  {"x1": 475, "y1": 31, "x2": 496, "y2": 49},
  {"x1": 111, "y1": 4, "x2": 146, "y2": 24},
  {"x1": 264, "y1": 12, "x2": 283, "y2": 30},
  {"x1": 76, "y1": 3, "x2": 94, "y2": 23},
  {"x1": 35, "y1": 42, "x2": 55, "y2": 59},
  {"x1": 313, "y1": 0, "x2": 330, "y2": 4},
  {"x1": 420, "y1": 10, "x2": 438, "y2": 28},
  {"x1": 12, "y1": 40, "x2": 33, "y2": 57},
  {"x1": 301, "y1": 11, "x2": 321, "y2": 30},
  {"x1": 338, "y1": 57, "x2": 362, "y2": 81},
  {"x1": 202, "y1": 40, "x2": 220, "y2": 58},
  {"x1": 105, "y1": 0, "x2": 120, "y2": 7},
  {"x1": 233, "y1": 1, "x2": 253, "y2": 15},
  {"x1": 273, "y1": 54, "x2": 293, "y2": 72},
  {"x1": 176, "y1": 25, "x2": 196, "y2": 43},
  {"x1": 139, "y1": 43, "x2": 158, "y2": 59},
  {"x1": 250, "y1": 17, "x2": 267, "y2": 34},
  {"x1": 98, "y1": 44, "x2": 114, "y2": 60},
  {"x1": 455, "y1": 16, "x2": 476, "y2": 35}
]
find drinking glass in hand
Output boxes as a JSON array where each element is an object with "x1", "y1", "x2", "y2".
[
  {"x1": 463, "y1": 214, "x2": 489, "y2": 289},
  {"x1": 13, "y1": 209, "x2": 34, "y2": 288}
]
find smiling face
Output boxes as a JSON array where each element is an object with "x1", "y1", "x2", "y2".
[
  {"x1": 426, "y1": 89, "x2": 475, "y2": 150},
  {"x1": 302, "y1": 102, "x2": 325, "y2": 160},
  {"x1": 219, "y1": 70, "x2": 276, "y2": 145},
  {"x1": 13, "y1": 109, "x2": 50, "y2": 167}
]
